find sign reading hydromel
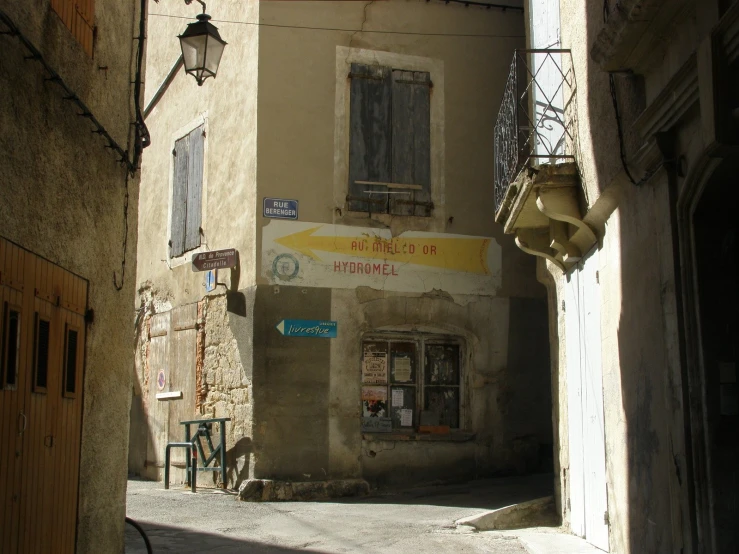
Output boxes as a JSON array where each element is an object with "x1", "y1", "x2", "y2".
[{"x1": 262, "y1": 221, "x2": 502, "y2": 295}]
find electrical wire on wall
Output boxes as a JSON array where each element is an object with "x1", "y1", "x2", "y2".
[
  {"x1": 113, "y1": 0, "x2": 151, "y2": 291},
  {"x1": 604, "y1": 0, "x2": 664, "y2": 187},
  {"x1": 147, "y1": 13, "x2": 525, "y2": 38}
]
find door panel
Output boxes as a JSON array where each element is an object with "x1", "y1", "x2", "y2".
[
  {"x1": 565, "y1": 268, "x2": 585, "y2": 537},
  {"x1": 580, "y1": 254, "x2": 609, "y2": 551},
  {"x1": 146, "y1": 312, "x2": 170, "y2": 478},
  {"x1": 0, "y1": 237, "x2": 87, "y2": 554},
  {"x1": 566, "y1": 250, "x2": 609, "y2": 551},
  {"x1": 1, "y1": 241, "x2": 29, "y2": 554},
  {"x1": 168, "y1": 303, "x2": 198, "y2": 483}
]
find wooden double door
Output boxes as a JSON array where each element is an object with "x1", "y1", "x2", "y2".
[{"x1": 0, "y1": 237, "x2": 87, "y2": 554}]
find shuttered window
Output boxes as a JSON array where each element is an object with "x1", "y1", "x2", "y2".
[
  {"x1": 33, "y1": 314, "x2": 51, "y2": 393},
  {"x1": 2, "y1": 303, "x2": 21, "y2": 389},
  {"x1": 348, "y1": 64, "x2": 432, "y2": 216},
  {"x1": 63, "y1": 325, "x2": 79, "y2": 398},
  {"x1": 51, "y1": 0, "x2": 95, "y2": 57},
  {"x1": 170, "y1": 125, "x2": 205, "y2": 258}
]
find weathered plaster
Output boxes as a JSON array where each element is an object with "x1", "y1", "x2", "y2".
[
  {"x1": 135, "y1": 0, "x2": 552, "y2": 493},
  {"x1": 1, "y1": 2, "x2": 141, "y2": 552}
]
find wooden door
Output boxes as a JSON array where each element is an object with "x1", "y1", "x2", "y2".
[
  {"x1": 145, "y1": 311, "x2": 170, "y2": 479},
  {"x1": 167, "y1": 304, "x2": 198, "y2": 483},
  {"x1": 0, "y1": 237, "x2": 87, "y2": 554},
  {"x1": 565, "y1": 250, "x2": 609, "y2": 551},
  {"x1": 0, "y1": 240, "x2": 30, "y2": 554}
]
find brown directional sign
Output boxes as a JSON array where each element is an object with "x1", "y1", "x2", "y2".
[{"x1": 191, "y1": 249, "x2": 239, "y2": 272}]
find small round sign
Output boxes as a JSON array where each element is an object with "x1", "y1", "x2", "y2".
[
  {"x1": 157, "y1": 369, "x2": 166, "y2": 391},
  {"x1": 272, "y1": 253, "x2": 300, "y2": 281}
]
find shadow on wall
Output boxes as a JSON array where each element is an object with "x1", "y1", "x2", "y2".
[
  {"x1": 582, "y1": 2, "x2": 682, "y2": 553},
  {"x1": 226, "y1": 436, "x2": 253, "y2": 488}
]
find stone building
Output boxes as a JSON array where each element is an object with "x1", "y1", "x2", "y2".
[
  {"x1": 129, "y1": 0, "x2": 556, "y2": 493},
  {"x1": 0, "y1": 1, "x2": 145, "y2": 553},
  {"x1": 494, "y1": 0, "x2": 738, "y2": 552}
]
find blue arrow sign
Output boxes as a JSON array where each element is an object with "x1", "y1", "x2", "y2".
[
  {"x1": 205, "y1": 269, "x2": 216, "y2": 292},
  {"x1": 275, "y1": 319, "x2": 337, "y2": 338}
]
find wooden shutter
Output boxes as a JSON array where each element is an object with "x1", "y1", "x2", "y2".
[
  {"x1": 170, "y1": 135, "x2": 189, "y2": 258},
  {"x1": 348, "y1": 63, "x2": 392, "y2": 213},
  {"x1": 391, "y1": 70, "x2": 431, "y2": 216},
  {"x1": 184, "y1": 125, "x2": 204, "y2": 252},
  {"x1": 51, "y1": 0, "x2": 95, "y2": 57}
]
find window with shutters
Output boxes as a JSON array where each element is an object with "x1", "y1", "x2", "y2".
[
  {"x1": 361, "y1": 334, "x2": 464, "y2": 434},
  {"x1": 1, "y1": 303, "x2": 21, "y2": 390},
  {"x1": 51, "y1": 0, "x2": 95, "y2": 57},
  {"x1": 63, "y1": 324, "x2": 80, "y2": 399},
  {"x1": 170, "y1": 124, "x2": 205, "y2": 259},
  {"x1": 348, "y1": 64, "x2": 432, "y2": 217},
  {"x1": 33, "y1": 314, "x2": 51, "y2": 393}
]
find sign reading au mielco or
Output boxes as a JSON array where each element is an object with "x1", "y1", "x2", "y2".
[
  {"x1": 192, "y1": 248, "x2": 239, "y2": 272},
  {"x1": 263, "y1": 198, "x2": 298, "y2": 220}
]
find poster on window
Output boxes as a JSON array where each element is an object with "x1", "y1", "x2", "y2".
[
  {"x1": 392, "y1": 355, "x2": 412, "y2": 383},
  {"x1": 362, "y1": 351, "x2": 388, "y2": 384},
  {"x1": 362, "y1": 386, "x2": 388, "y2": 418}
]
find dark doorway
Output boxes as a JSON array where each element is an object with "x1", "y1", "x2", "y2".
[{"x1": 693, "y1": 166, "x2": 738, "y2": 553}]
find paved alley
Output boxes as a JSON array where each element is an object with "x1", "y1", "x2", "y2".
[{"x1": 125, "y1": 475, "x2": 559, "y2": 553}]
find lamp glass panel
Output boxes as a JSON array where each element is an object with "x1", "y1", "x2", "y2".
[
  {"x1": 204, "y1": 38, "x2": 226, "y2": 75},
  {"x1": 180, "y1": 34, "x2": 207, "y2": 71}
]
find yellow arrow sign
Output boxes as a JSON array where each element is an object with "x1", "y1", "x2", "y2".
[{"x1": 274, "y1": 226, "x2": 491, "y2": 274}]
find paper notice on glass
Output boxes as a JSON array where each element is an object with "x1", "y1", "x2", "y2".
[
  {"x1": 393, "y1": 356, "x2": 412, "y2": 382},
  {"x1": 392, "y1": 388, "x2": 404, "y2": 407},
  {"x1": 400, "y1": 408, "x2": 413, "y2": 427},
  {"x1": 362, "y1": 351, "x2": 388, "y2": 384}
]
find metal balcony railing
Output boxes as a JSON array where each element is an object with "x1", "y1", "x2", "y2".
[{"x1": 494, "y1": 49, "x2": 575, "y2": 215}]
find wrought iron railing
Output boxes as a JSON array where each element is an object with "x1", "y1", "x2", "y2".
[{"x1": 494, "y1": 49, "x2": 575, "y2": 215}]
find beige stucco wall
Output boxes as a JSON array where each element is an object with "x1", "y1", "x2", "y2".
[
  {"x1": 251, "y1": 0, "x2": 550, "y2": 485},
  {"x1": 255, "y1": 0, "x2": 538, "y2": 297},
  {"x1": 135, "y1": 0, "x2": 554, "y2": 491},
  {"x1": 138, "y1": 0, "x2": 260, "y2": 302},
  {"x1": 0, "y1": 2, "x2": 141, "y2": 553}
]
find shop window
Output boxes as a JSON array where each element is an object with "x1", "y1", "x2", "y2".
[
  {"x1": 347, "y1": 63, "x2": 432, "y2": 216},
  {"x1": 2, "y1": 303, "x2": 21, "y2": 389},
  {"x1": 170, "y1": 124, "x2": 205, "y2": 258},
  {"x1": 33, "y1": 314, "x2": 51, "y2": 393},
  {"x1": 361, "y1": 334, "x2": 463, "y2": 433},
  {"x1": 63, "y1": 325, "x2": 80, "y2": 398}
]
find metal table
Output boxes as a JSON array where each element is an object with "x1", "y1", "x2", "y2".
[{"x1": 181, "y1": 417, "x2": 231, "y2": 490}]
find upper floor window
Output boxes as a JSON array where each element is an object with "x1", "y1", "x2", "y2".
[
  {"x1": 51, "y1": 0, "x2": 95, "y2": 57},
  {"x1": 347, "y1": 63, "x2": 432, "y2": 217},
  {"x1": 170, "y1": 124, "x2": 205, "y2": 259}
]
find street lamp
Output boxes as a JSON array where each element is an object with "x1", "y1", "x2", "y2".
[{"x1": 178, "y1": 1, "x2": 227, "y2": 86}]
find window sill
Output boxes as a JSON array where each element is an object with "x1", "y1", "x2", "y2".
[
  {"x1": 362, "y1": 431, "x2": 475, "y2": 442},
  {"x1": 344, "y1": 210, "x2": 433, "y2": 221}
]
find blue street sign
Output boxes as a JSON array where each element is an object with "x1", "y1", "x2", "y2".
[
  {"x1": 263, "y1": 197, "x2": 299, "y2": 220},
  {"x1": 205, "y1": 269, "x2": 216, "y2": 292},
  {"x1": 275, "y1": 319, "x2": 337, "y2": 338}
]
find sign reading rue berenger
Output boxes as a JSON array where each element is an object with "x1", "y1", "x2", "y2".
[
  {"x1": 192, "y1": 249, "x2": 239, "y2": 272},
  {"x1": 263, "y1": 198, "x2": 298, "y2": 220}
]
